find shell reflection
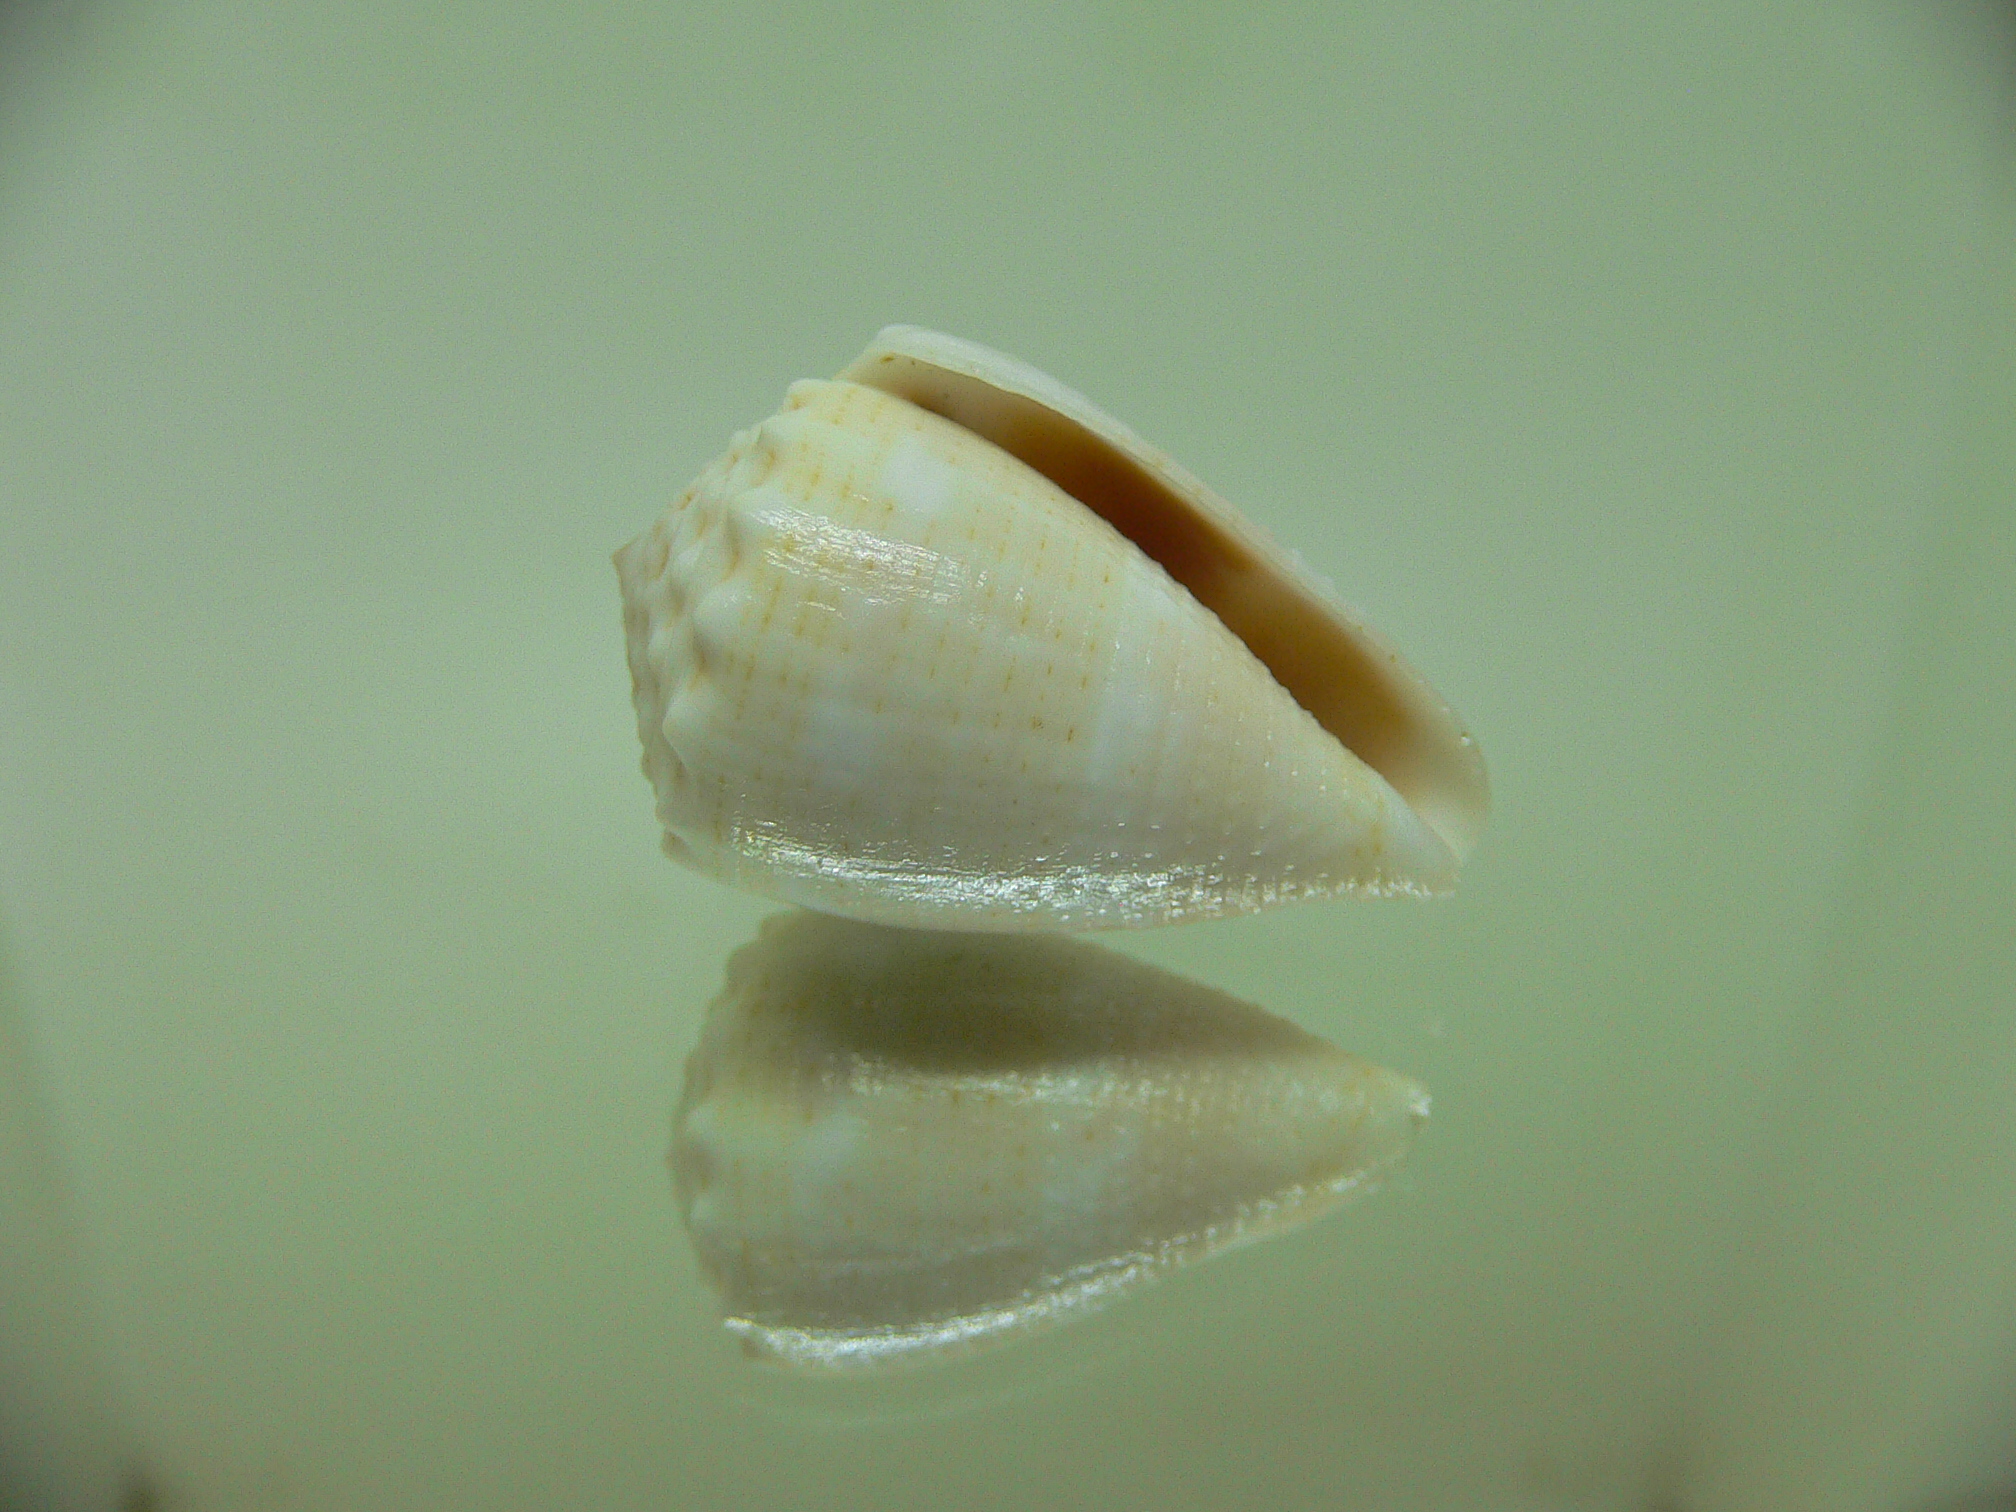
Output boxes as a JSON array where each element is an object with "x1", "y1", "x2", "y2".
[{"x1": 672, "y1": 912, "x2": 1428, "y2": 1369}]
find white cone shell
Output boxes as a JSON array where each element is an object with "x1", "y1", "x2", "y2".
[
  {"x1": 672, "y1": 912, "x2": 1429, "y2": 1369},
  {"x1": 616, "y1": 373, "x2": 1459, "y2": 931}
]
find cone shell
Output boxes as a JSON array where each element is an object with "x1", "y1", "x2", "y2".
[
  {"x1": 672, "y1": 912, "x2": 1428, "y2": 1369},
  {"x1": 616, "y1": 327, "x2": 1487, "y2": 931}
]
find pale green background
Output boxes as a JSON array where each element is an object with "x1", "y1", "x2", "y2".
[{"x1": 2, "y1": 4, "x2": 2013, "y2": 1510}]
